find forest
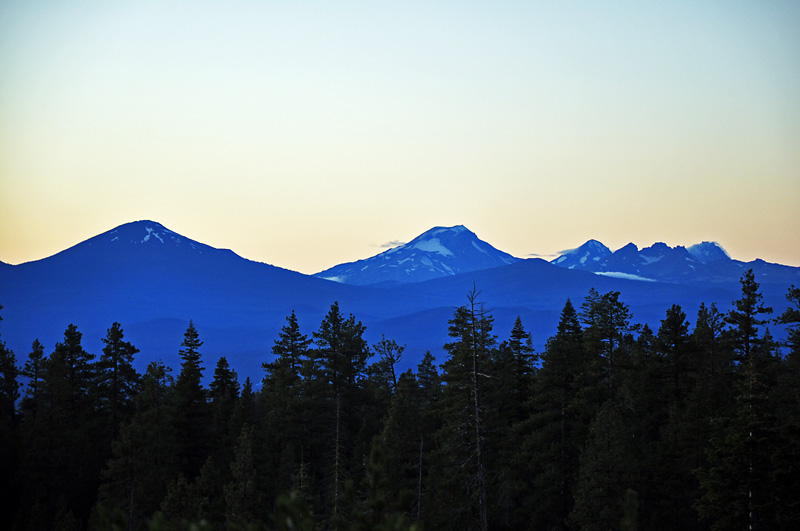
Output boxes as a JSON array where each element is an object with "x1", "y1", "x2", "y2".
[{"x1": 0, "y1": 269, "x2": 799, "y2": 530}]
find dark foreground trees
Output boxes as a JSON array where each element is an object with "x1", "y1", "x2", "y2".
[{"x1": 3, "y1": 271, "x2": 800, "y2": 529}]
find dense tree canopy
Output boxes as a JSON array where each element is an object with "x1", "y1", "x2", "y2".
[{"x1": 2, "y1": 271, "x2": 799, "y2": 530}]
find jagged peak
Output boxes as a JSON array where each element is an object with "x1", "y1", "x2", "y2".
[{"x1": 615, "y1": 242, "x2": 639, "y2": 253}]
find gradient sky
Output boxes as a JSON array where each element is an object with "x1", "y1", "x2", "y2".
[{"x1": 1, "y1": 1, "x2": 798, "y2": 274}]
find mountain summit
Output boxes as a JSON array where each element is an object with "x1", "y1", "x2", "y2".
[
  {"x1": 32, "y1": 220, "x2": 241, "y2": 267},
  {"x1": 551, "y1": 239, "x2": 612, "y2": 270},
  {"x1": 314, "y1": 225, "x2": 520, "y2": 286},
  {"x1": 548, "y1": 239, "x2": 774, "y2": 283}
]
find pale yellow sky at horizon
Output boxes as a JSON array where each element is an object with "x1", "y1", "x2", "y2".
[{"x1": 1, "y1": 1, "x2": 798, "y2": 273}]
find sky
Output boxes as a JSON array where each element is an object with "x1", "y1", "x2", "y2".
[{"x1": 1, "y1": 1, "x2": 798, "y2": 274}]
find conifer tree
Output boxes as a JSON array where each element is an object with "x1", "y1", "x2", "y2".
[
  {"x1": 569, "y1": 290, "x2": 639, "y2": 529},
  {"x1": 580, "y1": 289, "x2": 633, "y2": 392},
  {"x1": 22, "y1": 324, "x2": 100, "y2": 528},
  {"x1": 416, "y1": 351, "x2": 442, "y2": 411},
  {"x1": 691, "y1": 302, "x2": 735, "y2": 422},
  {"x1": 381, "y1": 370, "x2": 426, "y2": 519},
  {"x1": 483, "y1": 317, "x2": 536, "y2": 527},
  {"x1": 363, "y1": 336, "x2": 405, "y2": 455},
  {"x1": 725, "y1": 269, "x2": 773, "y2": 362},
  {"x1": 430, "y1": 288, "x2": 494, "y2": 531},
  {"x1": 238, "y1": 377, "x2": 255, "y2": 424},
  {"x1": 0, "y1": 316, "x2": 19, "y2": 420},
  {"x1": 777, "y1": 285, "x2": 800, "y2": 361},
  {"x1": 172, "y1": 321, "x2": 210, "y2": 479},
  {"x1": 97, "y1": 322, "x2": 141, "y2": 441},
  {"x1": 263, "y1": 311, "x2": 312, "y2": 500},
  {"x1": 20, "y1": 339, "x2": 45, "y2": 418},
  {"x1": 98, "y1": 360, "x2": 177, "y2": 528},
  {"x1": 696, "y1": 270, "x2": 780, "y2": 529},
  {"x1": 305, "y1": 303, "x2": 371, "y2": 521},
  {"x1": 516, "y1": 299, "x2": 585, "y2": 530},
  {"x1": 640, "y1": 305, "x2": 702, "y2": 528},
  {"x1": 49, "y1": 323, "x2": 96, "y2": 419},
  {"x1": 372, "y1": 335, "x2": 404, "y2": 391},
  {"x1": 264, "y1": 310, "x2": 310, "y2": 394},
  {"x1": 208, "y1": 356, "x2": 240, "y2": 477}
]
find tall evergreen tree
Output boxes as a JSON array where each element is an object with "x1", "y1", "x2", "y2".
[
  {"x1": 208, "y1": 356, "x2": 240, "y2": 474},
  {"x1": 638, "y1": 304, "x2": 702, "y2": 529},
  {"x1": 725, "y1": 269, "x2": 773, "y2": 362},
  {"x1": 483, "y1": 317, "x2": 536, "y2": 528},
  {"x1": 172, "y1": 321, "x2": 210, "y2": 479},
  {"x1": 569, "y1": 290, "x2": 639, "y2": 530},
  {"x1": 49, "y1": 324, "x2": 96, "y2": 420},
  {"x1": 264, "y1": 310, "x2": 310, "y2": 394},
  {"x1": 416, "y1": 351, "x2": 442, "y2": 411},
  {"x1": 517, "y1": 299, "x2": 586, "y2": 530},
  {"x1": 25, "y1": 324, "x2": 100, "y2": 529},
  {"x1": 308, "y1": 302, "x2": 371, "y2": 521},
  {"x1": 430, "y1": 288, "x2": 494, "y2": 531},
  {"x1": 20, "y1": 339, "x2": 46, "y2": 418},
  {"x1": 696, "y1": 270, "x2": 780, "y2": 529},
  {"x1": 262, "y1": 311, "x2": 311, "y2": 498},
  {"x1": 97, "y1": 322, "x2": 141, "y2": 442},
  {"x1": 580, "y1": 289, "x2": 633, "y2": 393}
]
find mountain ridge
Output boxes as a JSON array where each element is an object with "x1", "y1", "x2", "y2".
[
  {"x1": 1, "y1": 221, "x2": 797, "y2": 384},
  {"x1": 314, "y1": 225, "x2": 520, "y2": 286}
]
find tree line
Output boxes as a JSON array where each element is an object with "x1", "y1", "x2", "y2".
[{"x1": 0, "y1": 269, "x2": 799, "y2": 530}]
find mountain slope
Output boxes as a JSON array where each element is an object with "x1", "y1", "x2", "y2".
[
  {"x1": 0, "y1": 220, "x2": 365, "y2": 378},
  {"x1": 1, "y1": 222, "x2": 797, "y2": 384},
  {"x1": 314, "y1": 225, "x2": 520, "y2": 286},
  {"x1": 552, "y1": 239, "x2": 800, "y2": 285},
  {"x1": 551, "y1": 239, "x2": 611, "y2": 270}
]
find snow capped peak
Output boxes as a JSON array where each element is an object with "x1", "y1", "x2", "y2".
[
  {"x1": 314, "y1": 225, "x2": 519, "y2": 286},
  {"x1": 406, "y1": 225, "x2": 478, "y2": 257},
  {"x1": 687, "y1": 241, "x2": 730, "y2": 263},
  {"x1": 418, "y1": 225, "x2": 470, "y2": 239},
  {"x1": 551, "y1": 239, "x2": 611, "y2": 268}
]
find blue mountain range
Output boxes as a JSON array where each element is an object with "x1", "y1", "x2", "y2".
[{"x1": 1, "y1": 221, "x2": 796, "y2": 384}]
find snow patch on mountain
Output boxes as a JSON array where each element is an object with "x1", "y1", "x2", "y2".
[
  {"x1": 142, "y1": 227, "x2": 165, "y2": 244},
  {"x1": 596, "y1": 271, "x2": 656, "y2": 282},
  {"x1": 413, "y1": 238, "x2": 454, "y2": 256},
  {"x1": 313, "y1": 225, "x2": 520, "y2": 286},
  {"x1": 432, "y1": 226, "x2": 467, "y2": 236},
  {"x1": 551, "y1": 239, "x2": 612, "y2": 269}
]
